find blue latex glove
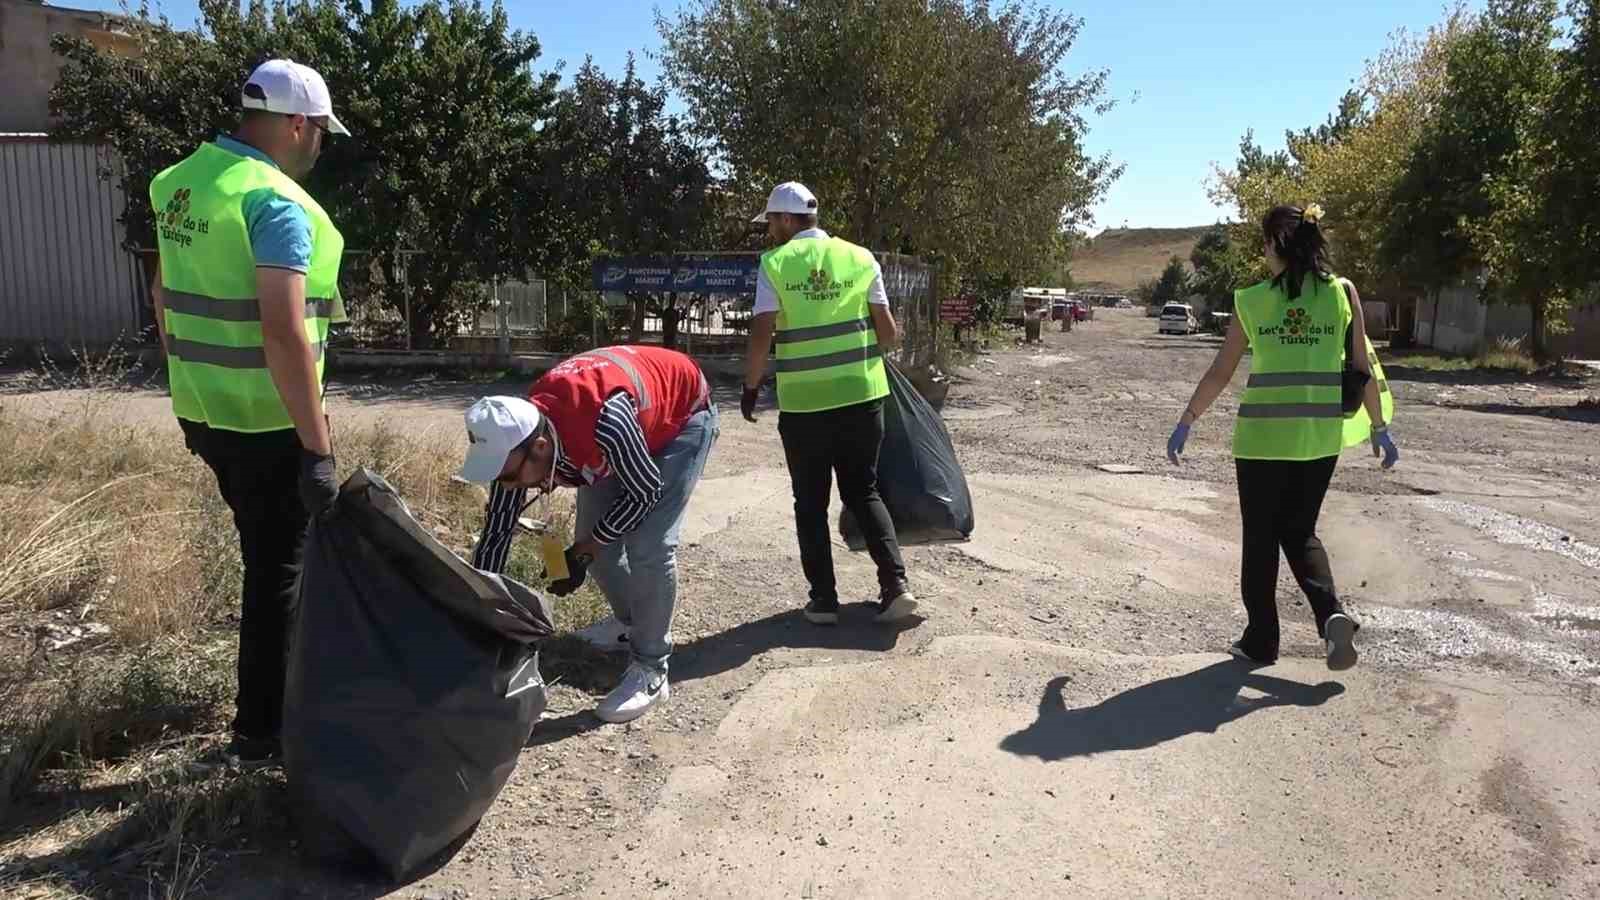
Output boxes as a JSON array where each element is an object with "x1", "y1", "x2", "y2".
[
  {"x1": 1372, "y1": 427, "x2": 1399, "y2": 469},
  {"x1": 1166, "y1": 421, "x2": 1190, "y2": 465}
]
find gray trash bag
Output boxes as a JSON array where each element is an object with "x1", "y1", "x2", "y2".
[
  {"x1": 284, "y1": 468, "x2": 554, "y2": 882},
  {"x1": 840, "y1": 360, "x2": 975, "y2": 550}
]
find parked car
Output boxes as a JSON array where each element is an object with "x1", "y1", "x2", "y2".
[{"x1": 1158, "y1": 303, "x2": 1199, "y2": 335}]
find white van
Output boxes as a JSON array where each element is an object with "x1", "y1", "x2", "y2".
[{"x1": 1158, "y1": 303, "x2": 1198, "y2": 335}]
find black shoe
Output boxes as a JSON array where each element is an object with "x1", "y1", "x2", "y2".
[
  {"x1": 1227, "y1": 640, "x2": 1277, "y2": 666},
  {"x1": 223, "y1": 734, "x2": 283, "y2": 768},
  {"x1": 1323, "y1": 613, "x2": 1359, "y2": 672},
  {"x1": 804, "y1": 598, "x2": 840, "y2": 625}
]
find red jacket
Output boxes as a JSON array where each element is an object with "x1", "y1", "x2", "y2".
[{"x1": 528, "y1": 345, "x2": 709, "y2": 483}]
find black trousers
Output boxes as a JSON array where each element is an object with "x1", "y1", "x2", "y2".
[
  {"x1": 1234, "y1": 456, "x2": 1347, "y2": 660},
  {"x1": 181, "y1": 419, "x2": 307, "y2": 741},
  {"x1": 778, "y1": 399, "x2": 908, "y2": 604}
]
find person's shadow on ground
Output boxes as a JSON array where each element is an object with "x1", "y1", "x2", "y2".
[
  {"x1": 527, "y1": 606, "x2": 920, "y2": 747},
  {"x1": 1000, "y1": 661, "x2": 1344, "y2": 762},
  {"x1": 671, "y1": 605, "x2": 921, "y2": 682}
]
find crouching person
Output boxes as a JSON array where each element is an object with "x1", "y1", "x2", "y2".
[{"x1": 458, "y1": 346, "x2": 719, "y2": 723}]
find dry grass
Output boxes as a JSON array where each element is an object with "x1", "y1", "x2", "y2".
[
  {"x1": 1388, "y1": 336, "x2": 1541, "y2": 375},
  {"x1": 0, "y1": 390, "x2": 603, "y2": 897},
  {"x1": 1070, "y1": 226, "x2": 1211, "y2": 292}
]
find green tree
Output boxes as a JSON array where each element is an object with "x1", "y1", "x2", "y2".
[
  {"x1": 657, "y1": 0, "x2": 1120, "y2": 284},
  {"x1": 1287, "y1": 90, "x2": 1370, "y2": 158},
  {"x1": 542, "y1": 56, "x2": 715, "y2": 348},
  {"x1": 51, "y1": 0, "x2": 569, "y2": 348},
  {"x1": 1150, "y1": 255, "x2": 1190, "y2": 308},
  {"x1": 1534, "y1": 0, "x2": 1600, "y2": 306},
  {"x1": 1213, "y1": 12, "x2": 1469, "y2": 300},
  {"x1": 1189, "y1": 226, "x2": 1259, "y2": 315},
  {"x1": 1390, "y1": 0, "x2": 1565, "y2": 357}
]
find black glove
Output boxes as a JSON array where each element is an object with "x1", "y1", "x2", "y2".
[
  {"x1": 741, "y1": 385, "x2": 760, "y2": 423},
  {"x1": 547, "y1": 546, "x2": 593, "y2": 597},
  {"x1": 299, "y1": 449, "x2": 339, "y2": 517}
]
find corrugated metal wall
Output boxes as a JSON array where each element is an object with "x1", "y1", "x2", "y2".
[{"x1": 0, "y1": 137, "x2": 143, "y2": 346}]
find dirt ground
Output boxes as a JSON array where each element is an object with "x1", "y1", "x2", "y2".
[{"x1": 7, "y1": 309, "x2": 1600, "y2": 898}]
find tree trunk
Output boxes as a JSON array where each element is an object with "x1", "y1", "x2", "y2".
[
  {"x1": 629, "y1": 294, "x2": 647, "y2": 343},
  {"x1": 404, "y1": 291, "x2": 438, "y2": 350},
  {"x1": 1429, "y1": 288, "x2": 1440, "y2": 350},
  {"x1": 1529, "y1": 296, "x2": 1549, "y2": 363},
  {"x1": 661, "y1": 307, "x2": 682, "y2": 350}
]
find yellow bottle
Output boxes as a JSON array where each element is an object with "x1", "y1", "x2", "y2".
[{"x1": 541, "y1": 532, "x2": 568, "y2": 580}]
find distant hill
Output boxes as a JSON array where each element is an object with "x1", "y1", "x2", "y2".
[{"x1": 1070, "y1": 226, "x2": 1215, "y2": 292}]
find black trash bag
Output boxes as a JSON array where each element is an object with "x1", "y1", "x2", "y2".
[
  {"x1": 284, "y1": 468, "x2": 554, "y2": 882},
  {"x1": 840, "y1": 361, "x2": 975, "y2": 550}
]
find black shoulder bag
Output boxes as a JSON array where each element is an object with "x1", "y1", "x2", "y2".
[{"x1": 1340, "y1": 279, "x2": 1371, "y2": 416}]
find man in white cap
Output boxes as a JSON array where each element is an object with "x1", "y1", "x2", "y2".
[
  {"x1": 460, "y1": 345, "x2": 718, "y2": 724},
  {"x1": 741, "y1": 182, "x2": 918, "y2": 626},
  {"x1": 148, "y1": 59, "x2": 350, "y2": 765}
]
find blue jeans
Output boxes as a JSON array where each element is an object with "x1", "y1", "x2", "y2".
[
  {"x1": 578, "y1": 405, "x2": 719, "y2": 674},
  {"x1": 475, "y1": 406, "x2": 719, "y2": 675}
]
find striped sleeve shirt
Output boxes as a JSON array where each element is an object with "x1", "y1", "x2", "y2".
[{"x1": 586, "y1": 392, "x2": 664, "y2": 545}]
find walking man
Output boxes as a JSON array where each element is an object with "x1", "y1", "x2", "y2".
[
  {"x1": 461, "y1": 345, "x2": 719, "y2": 723},
  {"x1": 149, "y1": 60, "x2": 350, "y2": 763},
  {"x1": 741, "y1": 182, "x2": 918, "y2": 625}
]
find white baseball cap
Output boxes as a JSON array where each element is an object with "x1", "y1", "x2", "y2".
[
  {"x1": 459, "y1": 396, "x2": 543, "y2": 483},
  {"x1": 751, "y1": 181, "x2": 819, "y2": 223},
  {"x1": 241, "y1": 59, "x2": 351, "y2": 136}
]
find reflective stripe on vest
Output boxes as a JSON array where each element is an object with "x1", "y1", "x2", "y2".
[
  {"x1": 162, "y1": 289, "x2": 336, "y2": 323},
  {"x1": 762, "y1": 237, "x2": 889, "y2": 413},
  {"x1": 774, "y1": 344, "x2": 883, "y2": 373},
  {"x1": 584, "y1": 348, "x2": 654, "y2": 410},
  {"x1": 166, "y1": 336, "x2": 326, "y2": 369},
  {"x1": 773, "y1": 316, "x2": 872, "y2": 344},
  {"x1": 151, "y1": 142, "x2": 344, "y2": 433},
  {"x1": 1237, "y1": 403, "x2": 1344, "y2": 419}
]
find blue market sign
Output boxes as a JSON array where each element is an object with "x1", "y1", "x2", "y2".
[{"x1": 593, "y1": 255, "x2": 760, "y2": 294}]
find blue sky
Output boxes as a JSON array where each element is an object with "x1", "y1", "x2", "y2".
[{"x1": 73, "y1": 0, "x2": 1477, "y2": 230}]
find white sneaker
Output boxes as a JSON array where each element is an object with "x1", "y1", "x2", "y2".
[
  {"x1": 595, "y1": 663, "x2": 669, "y2": 724},
  {"x1": 575, "y1": 616, "x2": 630, "y2": 652}
]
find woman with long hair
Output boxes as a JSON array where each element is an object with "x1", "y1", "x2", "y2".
[{"x1": 1166, "y1": 204, "x2": 1399, "y2": 670}]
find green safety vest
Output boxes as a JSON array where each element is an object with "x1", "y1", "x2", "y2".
[
  {"x1": 761, "y1": 236, "x2": 889, "y2": 413},
  {"x1": 149, "y1": 142, "x2": 344, "y2": 432},
  {"x1": 1232, "y1": 275, "x2": 1395, "y2": 460}
]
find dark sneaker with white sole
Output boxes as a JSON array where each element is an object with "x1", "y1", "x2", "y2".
[
  {"x1": 1228, "y1": 640, "x2": 1277, "y2": 666},
  {"x1": 875, "y1": 591, "x2": 918, "y2": 623},
  {"x1": 1324, "y1": 613, "x2": 1359, "y2": 671},
  {"x1": 804, "y1": 598, "x2": 840, "y2": 625},
  {"x1": 190, "y1": 734, "x2": 283, "y2": 772}
]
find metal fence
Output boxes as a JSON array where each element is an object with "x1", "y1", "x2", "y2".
[
  {"x1": 877, "y1": 252, "x2": 939, "y2": 370},
  {"x1": 473, "y1": 278, "x2": 548, "y2": 334},
  {"x1": 330, "y1": 249, "x2": 941, "y2": 368},
  {"x1": 0, "y1": 143, "x2": 942, "y2": 367},
  {"x1": 332, "y1": 252, "x2": 551, "y2": 350},
  {"x1": 0, "y1": 137, "x2": 145, "y2": 349}
]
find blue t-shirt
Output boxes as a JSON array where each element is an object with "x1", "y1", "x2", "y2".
[{"x1": 214, "y1": 135, "x2": 313, "y2": 273}]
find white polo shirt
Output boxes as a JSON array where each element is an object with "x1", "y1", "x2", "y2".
[{"x1": 753, "y1": 228, "x2": 890, "y2": 314}]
